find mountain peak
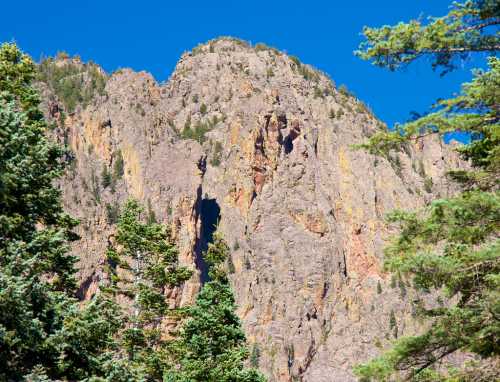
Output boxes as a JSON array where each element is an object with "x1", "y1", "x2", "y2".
[{"x1": 37, "y1": 38, "x2": 467, "y2": 381}]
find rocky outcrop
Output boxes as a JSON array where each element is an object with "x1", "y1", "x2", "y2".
[{"x1": 39, "y1": 37, "x2": 467, "y2": 381}]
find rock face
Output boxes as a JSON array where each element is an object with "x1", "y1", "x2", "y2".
[{"x1": 39, "y1": 38, "x2": 466, "y2": 381}]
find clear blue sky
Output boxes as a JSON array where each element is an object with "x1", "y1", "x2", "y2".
[{"x1": 0, "y1": 0, "x2": 487, "y2": 129}]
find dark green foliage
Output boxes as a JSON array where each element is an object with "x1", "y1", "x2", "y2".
[
  {"x1": 354, "y1": 2, "x2": 500, "y2": 380},
  {"x1": 200, "y1": 103, "x2": 207, "y2": 114},
  {"x1": 0, "y1": 42, "x2": 130, "y2": 381},
  {"x1": 289, "y1": 55, "x2": 301, "y2": 67},
  {"x1": 355, "y1": 101, "x2": 371, "y2": 115},
  {"x1": 113, "y1": 149, "x2": 124, "y2": 180},
  {"x1": 37, "y1": 56, "x2": 107, "y2": 113},
  {"x1": 181, "y1": 115, "x2": 219, "y2": 144},
  {"x1": 254, "y1": 43, "x2": 267, "y2": 52},
  {"x1": 105, "y1": 201, "x2": 120, "y2": 224},
  {"x1": 250, "y1": 344, "x2": 261, "y2": 368},
  {"x1": 313, "y1": 86, "x2": 324, "y2": 98},
  {"x1": 105, "y1": 199, "x2": 193, "y2": 379},
  {"x1": 338, "y1": 84, "x2": 351, "y2": 97},
  {"x1": 135, "y1": 103, "x2": 146, "y2": 116},
  {"x1": 355, "y1": 0, "x2": 500, "y2": 74},
  {"x1": 254, "y1": 43, "x2": 280, "y2": 55},
  {"x1": 329, "y1": 108, "x2": 336, "y2": 119},
  {"x1": 297, "y1": 63, "x2": 320, "y2": 82},
  {"x1": 227, "y1": 254, "x2": 236, "y2": 274},
  {"x1": 101, "y1": 163, "x2": 112, "y2": 188},
  {"x1": 166, "y1": 233, "x2": 266, "y2": 382},
  {"x1": 423, "y1": 177, "x2": 433, "y2": 193},
  {"x1": 90, "y1": 167, "x2": 101, "y2": 204},
  {"x1": 398, "y1": 278, "x2": 407, "y2": 298},
  {"x1": 389, "y1": 310, "x2": 397, "y2": 329},
  {"x1": 377, "y1": 280, "x2": 383, "y2": 294},
  {"x1": 357, "y1": 57, "x2": 499, "y2": 191},
  {"x1": 0, "y1": 43, "x2": 77, "y2": 289},
  {"x1": 289, "y1": 55, "x2": 320, "y2": 82}
]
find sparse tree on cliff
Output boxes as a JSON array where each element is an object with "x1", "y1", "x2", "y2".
[{"x1": 353, "y1": 1, "x2": 499, "y2": 381}]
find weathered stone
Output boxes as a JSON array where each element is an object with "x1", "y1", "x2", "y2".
[{"x1": 40, "y1": 37, "x2": 468, "y2": 382}]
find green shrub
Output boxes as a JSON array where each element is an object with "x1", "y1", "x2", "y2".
[
  {"x1": 250, "y1": 344, "x2": 261, "y2": 368},
  {"x1": 389, "y1": 310, "x2": 397, "y2": 330},
  {"x1": 329, "y1": 109, "x2": 336, "y2": 119},
  {"x1": 101, "y1": 164, "x2": 112, "y2": 188},
  {"x1": 135, "y1": 103, "x2": 146, "y2": 116},
  {"x1": 105, "y1": 201, "x2": 120, "y2": 224},
  {"x1": 37, "y1": 57, "x2": 107, "y2": 113},
  {"x1": 399, "y1": 278, "x2": 407, "y2": 298},
  {"x1": 338, "y1": 84, "x2": 351, "y2": 97},
  {"x1": 314, "y1": 86, "x2": 324, "y2": 99},
  {"x1": 227, "y1": 254, "x2": 235, "y2": 274},
  {"x1": 200, "y1": 103, "x2": 207, "y2": 115},
  {"x1": 297, "y1": 64, "x2": 319, "y2": 82},
  {"x1": 355, "y1": 101, "x2": 371, "y2": 115},
  {"x1": 418, "y1": 160, "x2": 426, "y2": 177},
  {"x1": 113, "y1": 150, "x2": 124, "y2": 180},
  {"x1": 181, "y1": 116, "x2": 219, "y2": 144},
  {"x1": 90, "y1": 168, "x2": 100, "y2": 204},
  {"x1": 424, "y1": 177, "x2": 433, "y2": 193},
  {"x1": 254, "y1": 43, "x2": 267, "y2": 52},
  {"x1": 289, "y1": 55, "x2": 301, "y2": 67}
]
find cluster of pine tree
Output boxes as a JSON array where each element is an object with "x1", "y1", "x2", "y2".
[
  {"x1": 354, "y1": 1, "x2": 499, "y2": 381},
  {"x1": 0, "y1": 42, "x2": 265, "y2": 381}
]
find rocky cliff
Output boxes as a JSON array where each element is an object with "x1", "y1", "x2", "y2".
[{"x1": 38, "y1": 38, "x2": 466, "y2": 381}]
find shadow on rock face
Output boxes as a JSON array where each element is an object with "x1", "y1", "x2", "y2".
[{"x1": 198, "y1": 197, "x2": 220, "y2": 283}]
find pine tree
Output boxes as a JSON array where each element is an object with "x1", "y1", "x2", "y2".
[
  {"x1": 165, "y1": 233, "x2": 266, "y2": 382},
  {"x1": 0, "y1": 43, "x2": 132, "y2": 381},
  {"x1": 353, "y1": 2, "x2": 499, "y2": 381},
  {"x1": 105, "y1": 199, "x2": 193, "y2": 380},
  {"x1": 101, "y1": 163, "x2": 112, "y2": 188}
]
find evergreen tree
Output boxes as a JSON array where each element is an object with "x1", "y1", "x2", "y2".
[
  {"x1": 0, "y1": 42, "x2": 132, "y2": 381},
  {"x1": 101, "y1": 164, "x2": 112, "y2": 188},
  {"x1": 353, "y1": 2, "x2": 499, "y2": 381},
  {"x1": 165, "y1": 233, "x2": 266, "y2": 382},
  {"x1": 105, "y1": 199, "x2": 193, "y2": 380}
]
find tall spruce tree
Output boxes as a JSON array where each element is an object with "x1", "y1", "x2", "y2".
[
  {"x1": 0, "y1": 43, "x2": 135, "y2": 381},
  {"x1": 353, "y1": 2, "x2": 499, "y2": 381},
  {"x1": 165, "y1": 232, "x2": 266, "y2": 382},
  {"x1": 105, "y1": 199, "x2": 193, "y2": 380}
]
